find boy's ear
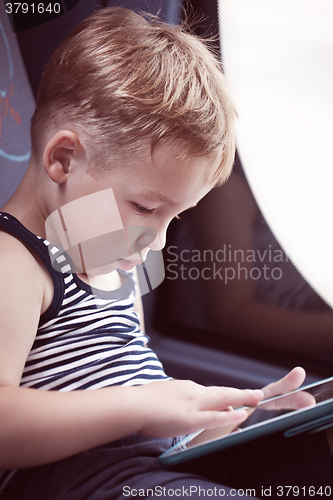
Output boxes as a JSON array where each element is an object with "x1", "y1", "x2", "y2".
[{"x1": 43, "y1": 130, "x2": 84, "y2": 184}]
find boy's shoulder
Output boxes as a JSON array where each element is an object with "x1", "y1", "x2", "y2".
[
  {"x1": 0, "y1": 226, "x2": 41, "y2": 264},
  {"x1": 0, "y1": 229, "x2": 53, "y2": 314},
  {"x1": 0, "y1": 229, "x2": 52, "y2": 387}
]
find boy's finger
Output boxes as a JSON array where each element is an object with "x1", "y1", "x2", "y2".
[
  {"x1": 200, "y1": 408, "x2": 249, "y2": 431},
  {"x1": 199, "y1": 387, "x2": 263, "y2": 411},
  {"x1": 262, "y1": 366, "x2": 306, "y2": 400}
]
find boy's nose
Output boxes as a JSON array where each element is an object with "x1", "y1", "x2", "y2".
[
  {"x1": 148, "y1": 225, "x2": 167, "y2": 251},
  {"x1": 148, "y1": 233, "x2": 165, "y2": 251},
  {"x1": 134, "y1": 225, "x2": 167, "y2": 253}
]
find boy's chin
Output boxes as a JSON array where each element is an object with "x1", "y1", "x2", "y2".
[
  {"x1": 116, "y1": 258, "x2": 141, "y2": 272},
  {"x1": 85, "y1": 258, "x2": 140, "y2": 275},
  {"x1": 85, "y1": 263, "x2": 119, "y2": 277},
  {"x1": 116, "y1": 251, "x2": 149, "y2": 272},
  {"x1": 83, "y1": 251, "x2": 149, "y2": 275}
]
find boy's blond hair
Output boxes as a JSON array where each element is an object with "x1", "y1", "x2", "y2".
[{"x1": 31, "y1": 7, "x2": 236, "y2": 184}]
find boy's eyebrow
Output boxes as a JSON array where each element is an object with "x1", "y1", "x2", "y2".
[{"x1": 138, "y1": 189, "x2": 178, "y2": 207}]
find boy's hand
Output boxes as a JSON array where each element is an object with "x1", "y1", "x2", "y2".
[
  {"x1": 134, "y1": 379, "x2": 263, "y2": 438},
  {"x1": 261, "y1": 366, "x2": 306, "y2": 400},
  {"x1": 135, "y1": 368, "x2": 306, "y2": 440}
]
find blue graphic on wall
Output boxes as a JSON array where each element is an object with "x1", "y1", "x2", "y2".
[{"x1": 0, "y1": 20, "x2": 31, "y2": 163}]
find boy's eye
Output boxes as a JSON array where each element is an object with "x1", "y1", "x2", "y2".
[{"x1": 133, "y1": 203, "x2": 155, "y2": 215}]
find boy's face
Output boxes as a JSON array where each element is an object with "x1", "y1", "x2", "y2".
[{"x1": 49, "y1": 141, "x2": 214, "y2": 275}]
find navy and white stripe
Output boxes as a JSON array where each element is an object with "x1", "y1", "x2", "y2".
[{"x1": 0, "y1": 212, "x2": 169, "y2": 391}]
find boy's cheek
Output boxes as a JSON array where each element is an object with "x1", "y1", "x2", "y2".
[
  {"x1": 44, "y1": 187, "x2": 157, "y2": 274},
  {"x1": 47, "y1": 221, "x2": 156, "y2": 274}
]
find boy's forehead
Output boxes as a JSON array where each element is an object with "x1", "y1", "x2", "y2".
[
  {"x1": 87, "y1": 139, "x2": 216, "y2": 205},
  {"x1": 120, "y1": 140, "x2": 216, "y2": 179},
  {"x1": 129, "y1": 152, "x2": 213, "y2": 190}
]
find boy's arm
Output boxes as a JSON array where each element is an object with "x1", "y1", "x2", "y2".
[
  {"x1": 0, "y1": 232, "x2": 45, "y2": 387},
  {"x1": 0, "y1": 232, "x2": 264, "y2": 469}
]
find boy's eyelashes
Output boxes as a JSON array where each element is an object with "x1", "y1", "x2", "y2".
[
  {"x1": 132, "y1": 202, "x2": 181, "y2": 219},
  {"x1": 132, "y1": 203, "x2": 155, "y2": 215}
]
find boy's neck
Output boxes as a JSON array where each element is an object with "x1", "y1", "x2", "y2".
[
  {"x1": 1, "y1": 161, "x2": 49, "y2": 238},
  {"x1": 1, "y1": 165, "x2": 124, "y2": 291}
]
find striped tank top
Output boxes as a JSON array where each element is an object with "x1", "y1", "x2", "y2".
[{"x1": 0, "y1": 212, "x2": 169, "y2": 391}]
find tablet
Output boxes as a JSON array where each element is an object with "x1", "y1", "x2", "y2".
[{"x1": 160, "y1": 376, "x2": 333, "y2": 466}]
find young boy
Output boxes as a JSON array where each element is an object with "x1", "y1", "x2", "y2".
[{"x1": 0, "y1": 7, "x2": 330, "y2": 499}]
